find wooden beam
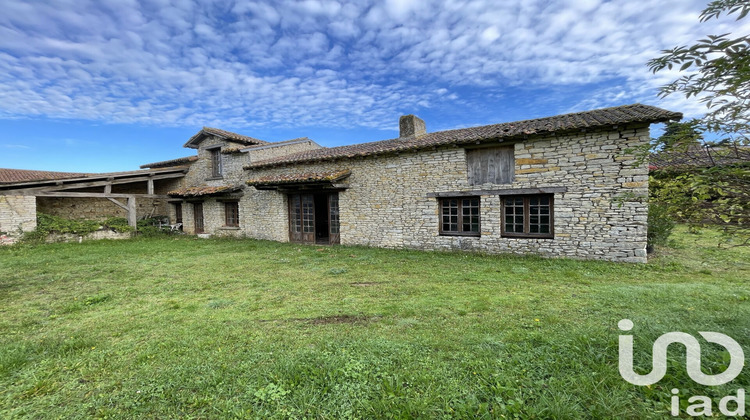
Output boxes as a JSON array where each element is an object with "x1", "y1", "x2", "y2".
[
  {"x1": 107, "y1": 197, "x2": 128, "y2": 211},
  {"x1": 127, "y1": 196, "x2": 137, "y2": 228},
  {"x1": 426, "y1": 187, "x2": 568, "y2": 198},
  {"x1": 0, "y1": 172, "x2": 185, "y2": 195}
]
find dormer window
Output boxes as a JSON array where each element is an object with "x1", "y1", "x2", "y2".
[{"x1": 209, "y1": 147, "x2": 222, "y2": 178}]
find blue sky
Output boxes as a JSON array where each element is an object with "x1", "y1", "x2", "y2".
[{"x1": 1, "y1": 0, "x2": 747, "y2": 173}]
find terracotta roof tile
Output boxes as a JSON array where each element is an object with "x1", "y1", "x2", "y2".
[
  {"x1": 246, "y1": 169, "x2": 351, "y2": 187},
  {"x1": 246, "y1": 104, "x2": 682, "y2": 169},
  {"x1": 184, "y1": 127, "x2": 269, "y2": 149},
  {"x1": 167, "y1": 185, "x2": 241, "y2": 197},
  {"x1": 0, "y1": 168, "x2": 91, "y2": 184},
  {"x1": 140, "y1": 155, "x2": 198, "y2": 169}
]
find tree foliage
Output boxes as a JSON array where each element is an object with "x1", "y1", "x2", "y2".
[
  {"x1": 648, "y1": 0, "x2": 750, "y2": 140},
  {"x1": 649, "y1": 122, "x2": 750, "y2": 245}
]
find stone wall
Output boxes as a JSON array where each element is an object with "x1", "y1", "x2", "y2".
[
  {"x1": 182, "y1": 137, "x2": 249, "y2": 188},
  {"x1": 0, "y1": 195, "x2": 36, "y2": 243},
  {"x1": 246, "y1": 139, "x2": 321, "y2": 164},
  {"x1": 238, "y1": 124, "x2": 651, "y2": 262},
  {"x1": 173, "y1": 136, "x2": 319, "y2": 238}
]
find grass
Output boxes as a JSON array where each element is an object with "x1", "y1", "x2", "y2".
[{"x1": 0, "y1": 226, "x2": 748, "y2": 419}]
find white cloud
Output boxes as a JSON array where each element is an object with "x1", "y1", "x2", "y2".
[{"x1": 0, "y1": 0, "x2": 745, "y2": 132}]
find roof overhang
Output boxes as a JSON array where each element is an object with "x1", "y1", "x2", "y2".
[
  {"x1": 0, "y1": 167, "x2": 187, "y2": 194},
  {"x1": 167, "y1": 185, "x2": 243, "y2": 198},
  {"x1": 246, "y1": 169, "x2": 351, "y2": 191}
]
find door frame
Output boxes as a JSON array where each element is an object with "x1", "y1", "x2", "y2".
[{"x1": 288, "y1": 192, "x2": 340, "y2": 244}]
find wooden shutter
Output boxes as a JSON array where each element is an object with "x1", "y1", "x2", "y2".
[{"x1": 466, "y1": 146, "x2": 514, "y2": 185}]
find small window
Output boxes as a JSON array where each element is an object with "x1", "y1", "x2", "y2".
[
  {"x1": 439, "y1": 197, "x2": 480, "y2": 236},
  {"x1": 210, "y1": 148, "x2": 222, "y2": 178},
  {"x1": 224, "y1": 201, "x2": 239, "y2": 227},
  {"x1": 502, "y1": 195, "x2": 553, "y2": 238}
]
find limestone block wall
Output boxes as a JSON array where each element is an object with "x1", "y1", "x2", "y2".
[
  {"x1": 178, "y1": 197, "x2": 245, "y2": 237},
  {"x1": 0, "y1": 195, "x2": 36, "y2": 240},
  {"x1": 246, "y1": 140, "x2": 321, "y2": 163},
  {"x1": 182, "y1": 137, "x2": 249, "y2": 188},
  {"x1": 240, "y1": 124, "x2": 651, "y2": 263}
]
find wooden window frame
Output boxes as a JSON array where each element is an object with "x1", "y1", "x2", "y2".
[
  {"x1": 223, "y1": 201, "x2": 239, "y2": 227},
  {"x1": 208, "y1": 147, "x2": 223, "y2": 179},
  {"x1": 439, "y1": 196, "x2": 481, "y2": 237},
  {"x1": 501, "y1": 194, "x2": 554, "y2": 239}
]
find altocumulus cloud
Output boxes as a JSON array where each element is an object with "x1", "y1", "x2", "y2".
[{"x1": 0, "y1": 0, "x2": 746, "y2": 130}]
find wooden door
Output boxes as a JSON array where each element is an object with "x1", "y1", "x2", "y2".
[
  {"x1": 289, "y1": 194, "x2": 315, "y2": 243},
  {"x1": 329, "y1": 193, "x2": 340, "y2": 244},
  {"x1": 193, "y1": 202, "x2": 204, "y2": 234}
]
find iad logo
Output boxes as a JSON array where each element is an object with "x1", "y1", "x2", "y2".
[
  {"x1": 617, "y1": 319, "x2": 746, "y2": 417},
  {"x1": 618, "y1": 319, "x2": 744, "y2": 386}
]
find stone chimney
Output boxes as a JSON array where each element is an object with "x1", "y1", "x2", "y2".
[{"x1": 399, "y1": 115, "x2": 426, "y2": 138}]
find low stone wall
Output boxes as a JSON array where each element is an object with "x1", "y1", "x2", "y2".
[{"x1": 45, "y1": 229, "x2": 133, "y2": 243}]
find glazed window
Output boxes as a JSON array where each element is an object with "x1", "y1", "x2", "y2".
[
  {"x1": 439, "y1": 197, "x2": 480, "y2": 236},
  {"x1": 210, "y1": 148, "x2": 222, "y2": 178},
  {"x1": 502, "y1": 195, "x2": 553, "y2": 238},
  {"x1": 224, "y1": 201, "x2": 239, "y2": 227}
]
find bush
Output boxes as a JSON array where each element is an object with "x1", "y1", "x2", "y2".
[
  {"x1": 647, "y1": 203, "x2": 676, "y2": 251},
  {"x1": 103, "y1": 217, "x2": 134, "y2": 233},
  {"x1": 20, "y1": 214, "x2": 135, "y2": 243},
  {"x1": 136, "y1": 216, "x2": 173, "y2": 237},
  {"x1": 36, "y1": 213, "x2": 101, "y2": 235}
]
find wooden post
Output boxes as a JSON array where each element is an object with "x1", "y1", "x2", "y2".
[
  {"x1": 147, "y1": 178, "x2": 154, "y2": 195},
  {"x1": 104, "y1": 183, "x2": 112, "y2": 194},
  {"x1": 127, "y1": 196, "x2": 137, "y2": 229}
]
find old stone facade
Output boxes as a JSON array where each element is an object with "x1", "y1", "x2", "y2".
[
  {"x1": 235, "y1": 125, "x2": 650, "y2": 262},
  {"x1": 163, "y1": 105, "x2": 681, "y2": 263},
  {"x1": 0, "y1": 104, "x2": 681, "y2": 261}
]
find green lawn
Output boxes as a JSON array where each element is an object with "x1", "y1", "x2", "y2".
[{"x1": 1, "y1": 227, "x2": 748, "y2": 419}]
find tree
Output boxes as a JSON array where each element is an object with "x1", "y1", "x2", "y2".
[
  {"x1": 653, "y1": 120, "x2": 704, "y2": 151},
  {"x1": 648, "y1": 0, "x2": 750, "y2": 141}
]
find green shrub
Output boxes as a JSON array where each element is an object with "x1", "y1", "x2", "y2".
[
  {"x1": 103, "y1": 217, "x2": 134, "y2": 233},
  {"x1": 36, "y1": 214, "x2": 101, "y2": 235},
  {"x1": 647, "y1": 203, "x2": 675, "y2": 250},
  {"x1": 136, "y1": 216, "x2": 173, "y2": 237},
  {"x1": 20, "y1": 214, "x2": 136, "y2": 243}
]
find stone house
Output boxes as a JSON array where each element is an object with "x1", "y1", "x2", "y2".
[{"x1": 1, "y1": 104, "x2": 681, "y2": 262}]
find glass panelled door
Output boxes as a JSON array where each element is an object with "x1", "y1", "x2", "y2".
[{"x1": 288, "y1": 192, "x2": 339, "y2": 244}]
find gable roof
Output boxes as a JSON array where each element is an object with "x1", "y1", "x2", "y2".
[
  {"x1": 246, "y1": 104, "x2": 682, "y2": 169},
  {"x1": 140, "y1": 155, "x2": 198, "y2": 169},
  {"x1": 184, "y1": 127, "x2": 269, "y2": 149},
  {"x1": 0, "y1": 168, "x2": 91, "y2": 184}
]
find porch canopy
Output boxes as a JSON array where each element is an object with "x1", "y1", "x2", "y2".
[
  {"x1": 167, "y1": 185, "x2": 243, "y2": 198},
  {"x1": 246, "y1": 169, "x2": 351, "y2": 191}
]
